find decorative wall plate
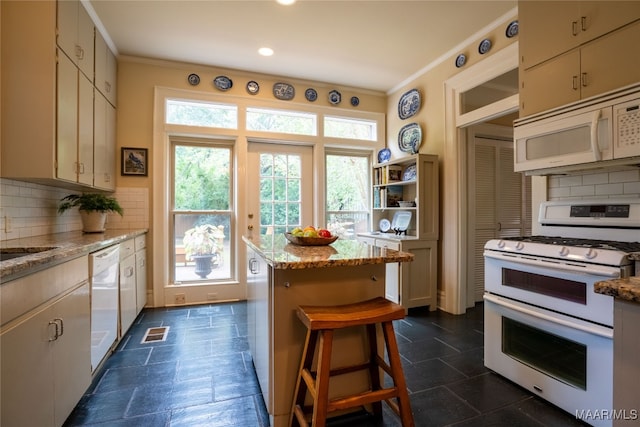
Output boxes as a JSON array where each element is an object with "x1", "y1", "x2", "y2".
[
  {"x1": 379, "y1": 218, "x2": 391, "y2": 232},
  {"x1": 506, "y1": 20, "x2": 519, "y2": 38},
  {"x1": 273, "y1": 82, "x2": 295, "y2": 100},
  {"x1": 187, "y1": 73, "x2": 200, "y2": 86},
  {"x1": 478, "y1": 38, "x2": 492, "y2": 55},
  {"x1": 350, "y1": 96, "x2": 360, "y2": 107},
  {"x1": 213, "y1": 75, "x2": 233, "y2": 91},
  {"x1": 402, "y1": 164, "x2": 417, "y2": 182},
  {"x1": 328, "y1": 90, "x2": 341, "y2": 105},
  {"x1": 305, "y1": 88, "x2": 318, "y2": 102},
  {"x1": 391, "y1": 211, "x2": 412, "y2": 232},
  {"x1": 377, "y1": 148, "x2": 391, "y2": 163},
  {"x1": 398, "y1": 122, "x2": 422, "y2": 154},
  {"x1": 455, "y1": 53, "x2": 467, "y2": 68},
  {"x1": 246, "y1": 80, "x2": 259, "y2": 94},
  {"x1": 398, "y1": 88, "x2": 420, "y2": 120}
]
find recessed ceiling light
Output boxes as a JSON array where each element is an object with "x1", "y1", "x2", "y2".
[
  {"x1": 277, "y1": 0, "x2": 296, "y2": 5},
  {"x1": 258, "y1": 47, "x2": 274, "y2": 57}
]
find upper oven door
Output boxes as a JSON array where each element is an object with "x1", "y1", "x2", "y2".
[
  {"x1": 514, "y1": 106, "x2": 612, "y2": 173},
  {"x1": 484, "y1": 250, "x2": 617, "y2": 326}
]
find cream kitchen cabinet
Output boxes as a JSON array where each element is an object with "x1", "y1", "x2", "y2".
[
  {"x1": 119, "y1": 239, "x2": 137, "y2": 337},
  {"x1": 134, "y1": 234, "x2": 148, "y2": 314},
  {"x1": 357, "y1": 235, "x2": 438, "y2": 310},
  {"x1": 518, "y1": 0, "x2": 640, "y2": 116},
  {"x1": 1, "y1": 0, "x2": 117, "y2": 191},
  {"x1": 519, "y1": 1, "x2": 640, "y2": 70},
  {"x1": 93, "y1": 92, "x2": 117, "y2": 190},
  {"x1": 56, "y1": 0, "x2": 94, "y2": 79},
  {"x1": 520, "y1": 19, "x2": 640, "y2": 116},
  {"x1": 95, "y1": 29, "x2": 117, "y2": 107},
  {"x1": 0, "y1": 257, "x2": 90, "y2": 427}
]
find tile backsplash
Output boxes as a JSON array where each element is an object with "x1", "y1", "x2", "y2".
[
  {"x1": 548, "y1": 169, "x2": 640, "y2": 201},
  {"x1": 0, "y1": 179, "x2": 149, "y2": 241}
]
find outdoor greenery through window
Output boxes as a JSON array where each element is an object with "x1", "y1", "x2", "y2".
[
  {"x1": 259, "y1": 153, "x2": 302, "y2": 235},
  {"x1": 246, "y1": 107, "x2": 317, "y2": 135},
  {"x1": 172, "y1": 143, "x2": 233, "y2": 284},
  {"x1": 324, "y1": 116, "x2": 377, "y2": 141},
  {"x1": 166, "y1": 99, "x2": 237, "y2": 129},
  {"x1": 325, "y1": 153, "x2": 370, "y2": 238}
]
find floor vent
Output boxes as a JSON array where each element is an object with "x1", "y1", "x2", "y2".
[{"x1": 141, "y1": 326, "x2": 169, "y2": 344}]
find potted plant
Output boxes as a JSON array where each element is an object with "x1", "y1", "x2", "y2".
[
  {"x1": 58, "y1": 193, "x2": 123, "y2": 233},
  {"x1": 182, "y1": 224, "x2": 225, "y2": 279}
]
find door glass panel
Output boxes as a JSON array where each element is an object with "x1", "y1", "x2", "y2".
[
  {"x1": 502, "y1": 317, "x2": 587, "y2": 390},
  {"x1": 259, "y1": 153, "x2": 302, "y2": 236}
]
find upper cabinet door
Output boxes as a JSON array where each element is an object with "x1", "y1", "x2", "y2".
[
  {"x1": 56, "y1": 0, "x2": 94, "y2": 79},
  {"x1": 95, "y1": 30, "x2": 117, "y2": 106}
]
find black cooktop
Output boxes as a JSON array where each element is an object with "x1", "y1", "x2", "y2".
[{"x1": 503, "y1": 236, "x2": 640, "y2": 253}]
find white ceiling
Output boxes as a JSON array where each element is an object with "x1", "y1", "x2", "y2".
[{"x1": 87, "y1": 0, "x2": 517, "y2": 93}]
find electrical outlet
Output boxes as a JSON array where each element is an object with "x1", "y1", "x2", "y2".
[
  {"x1": 174, "y1": 293, "x2": 186, "y2": 304},
  {"x1": 207, "y1": 293, "x2": 218, "y2": 301}
]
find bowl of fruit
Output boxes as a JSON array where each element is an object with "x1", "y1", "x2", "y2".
[{"x1": 285, "y1": 226, "x2": 338, "y2": 246}]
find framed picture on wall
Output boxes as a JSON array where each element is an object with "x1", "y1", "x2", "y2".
[{"x1": 121, "y1": 147, "x2": 148, "y2": 176}]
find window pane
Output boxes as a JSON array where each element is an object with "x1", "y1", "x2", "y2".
[
  {"x1": 246, "y1": 107, "x2": 317, "y2": 135},
  {"x1": 460, "y1": 68, "x2": 518, "y2": 115},
  {"x1": 166, "y1": 99, "x2": 237, "y2": 128},
  {"x1": 326, "y1": 153, "x2": 370, "y2": 239},
  {"x1": 174, "y1": 145, "x2": 230, "y2": 210},
  {"x1": 324, "y1": 116, "x2": 377, "y2": 141},
  {"x1": 174, "y1": 213, "x2": 231, "y2": 282}
]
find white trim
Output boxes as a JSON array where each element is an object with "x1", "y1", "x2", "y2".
[{"x1": 442, "y1": 42, "x2": 519, "y2": 314}]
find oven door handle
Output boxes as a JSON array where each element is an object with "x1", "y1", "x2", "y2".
[
  {"x1": 483, "y1": 251, "x2": 621, "y2": 278},
  {"x1": 484, "y1": 293, "x2": 613, "y2": 339}
]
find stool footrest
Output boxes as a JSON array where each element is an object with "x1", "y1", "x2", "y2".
[{"x1": 327, "y1": 387, "x2": 399, "y2": 413}]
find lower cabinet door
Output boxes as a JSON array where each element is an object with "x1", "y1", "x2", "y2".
[{"x1": 119, "y1": 254, "x2": 137, "y2": 336}]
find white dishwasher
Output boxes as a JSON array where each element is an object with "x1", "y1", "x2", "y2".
[{"x1": 89, "y1": 245, "x2": 120, "y2": 372}]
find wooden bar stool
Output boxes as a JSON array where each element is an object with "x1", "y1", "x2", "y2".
[{"x1": 290, "y1": 297, "x2": 414, "y2": 427}]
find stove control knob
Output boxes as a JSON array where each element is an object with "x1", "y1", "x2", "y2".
[
  {"x1": 497, "y1": 240, "x2": 506, "y2": 249},
  {"x1": 515, "y1": 242, "x2": 525, "y2": 251},
  {"x1": 585, "y1": 248, "x2": 597, "y2": 259},
  {"x1": 559, "y1": 246, "x2": 569, "y2": 257}
]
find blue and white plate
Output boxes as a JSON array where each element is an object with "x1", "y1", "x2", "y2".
[
  {"x1": 213, "y1": 76, "x2": 233, "y2": 91},
  {"x1": 506, "y1": 20, "x2": 519, "y2": 38},
  {"x1": 246, "y1": 80, "x2": 259, "y2": 94},
  {"x1": 350, "y1": 96, "x2": 360, "y2": 107},
  {"x1": 187, "y1": 73, "x2": 200, "y2": 86},
  {"x1": 305, "y1": 88, "x2": 318, "y2": 102},
  {"x1": 398, "y1": 122, "x2": 422, "y2": 154},
  {"x1": 377, "y1": 148, "x2": 391, "y2": 164},
  {"x1": 402, "y1": 164, "x2": 417, "y2": 182},
  {"x1": 379, "y1": 218, "x2": 391, "y2": 232},
  {"x1": 398, "y1": 88, "x2": 420, "y2": 120},
  {"x1": 329, "y1": 90, "x2": 342, "y2": 105},
  {"x1": 273, "y1": 82, "x2": 295, "y2": 100},
  {"x1": 478, "y1": 38, "x2": 492, "y2": 55},
  {"x1": 455, "y1": 53, "x2": 467, "y2": 68}
]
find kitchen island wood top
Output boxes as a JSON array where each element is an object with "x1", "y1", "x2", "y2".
[
  {"x1": 595, "y1": 276, "x2": 640, "y2": 303},
  {"x1": 243, "y1": 234, "x2": 413, "y2": 270}
]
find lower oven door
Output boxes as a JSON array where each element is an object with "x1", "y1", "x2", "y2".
[{"x1": 484, "y1": 293, "x2": 613, "y2": 427}]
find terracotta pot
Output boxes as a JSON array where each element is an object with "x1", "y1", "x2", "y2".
[{"x1": 80, "y1": 211, "x2": 107, "y2": 233}]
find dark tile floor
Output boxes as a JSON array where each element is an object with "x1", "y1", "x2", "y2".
[{"x1": 64, "y1": 301, "x2": 588, "y2": 427}]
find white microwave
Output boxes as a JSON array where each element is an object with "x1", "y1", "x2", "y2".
[{"x1": 514, "y1": 85, "x2": 640, "y2": 175}]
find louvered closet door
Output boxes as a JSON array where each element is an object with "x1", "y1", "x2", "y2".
[{"x1": 470, "y1": 136, "x2": 529, "y2": 302}]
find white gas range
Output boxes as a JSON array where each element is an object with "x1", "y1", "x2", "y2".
[{"x1": 483, "y1": 199, "x2": 640, "y2": 427}]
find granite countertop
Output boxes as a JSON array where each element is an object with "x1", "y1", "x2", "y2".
[
  {"x1": 243, "y1": 234, "x2": 414, "y2": 270},
  {"x1": 595, "y1": 276, "x2": 640, "y2": 303},
  {"x1": 1, "y1": 229, "x2": 148, "y2": 282}
]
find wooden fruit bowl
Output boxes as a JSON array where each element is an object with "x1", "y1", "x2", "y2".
[{"x1": 284, "y1": 232, "x2": 338, "y2": 246}]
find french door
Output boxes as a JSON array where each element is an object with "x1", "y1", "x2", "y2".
[{"x1": 247, "y1": 143, "x2": 313, "y2": 242}]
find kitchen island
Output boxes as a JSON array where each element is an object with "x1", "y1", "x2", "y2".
[{"x1": 243, "y1": 235, "x2": 413, "y2": 427}]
